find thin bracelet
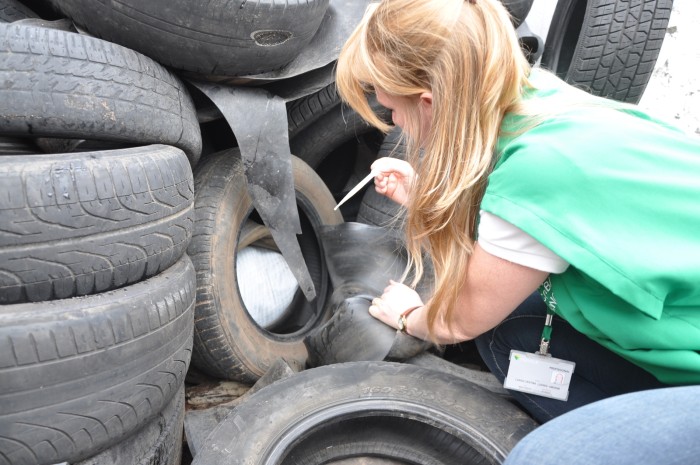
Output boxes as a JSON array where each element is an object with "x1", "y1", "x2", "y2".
[{"x1": 397, "y1": 305, "x2": 422, "y2": 333}]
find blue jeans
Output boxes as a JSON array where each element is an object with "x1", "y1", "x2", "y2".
[
  {"x1": 503, "y1": 385, "x2": 700, "y2": 465},
  {"x1": 474, "y1": 293, "x2": 667, "y2": 424}
]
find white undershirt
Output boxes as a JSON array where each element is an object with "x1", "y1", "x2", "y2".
[{"x1": 477, "y1": 210, "x2": 570, "y2": 274}]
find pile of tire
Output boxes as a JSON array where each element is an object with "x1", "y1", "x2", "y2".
[
  {"x1": 0, "y1": 15, "x2": 199, "y2": 465},
  {"x1": 0, "y1": 0, "x2": 342, "y2": 462}
]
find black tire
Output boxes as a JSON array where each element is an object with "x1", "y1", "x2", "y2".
[
  {"x1": 286, "y1": 82, "x2": 340, "y2": 139},
  {"x1": 48, "y1": 0, "x2": 330, "y2": 77},
  {"x1": 289, "y1": 101, "x2": 386, "y2": 203},
  {"x1": 187, "y1": 149, "x2": 343, "y2": 383},
  {"x1": 0, "y1": 145, "x2": 194, "y2": 304},
  {"x1": 0, "y1": 255, "x2": 195, "y2": 465},
  {"x1": 190, "y1": 362, "x2": 538, "y2": 465},
  {"x1": 75, "y1": 384, "x2": 185, "y2": 465},
  {"x1": 502, "y1": 0, "x2": 534, "y2": 28},
  {"x1": 0, "y1": 135, "x2": 35, "y2": 154},
  {"x1": 357, "y1": 127, "x2": 407, "y2": 228},
  {"x1": 0, "y1": 23, "x2": 201, "y2": 164},
  {"x1": 540, "y1": 0, "x2": 673, "y2": 104},
  {"x1": 0, "y1": 0, "x2": 37, "y2": 22}
]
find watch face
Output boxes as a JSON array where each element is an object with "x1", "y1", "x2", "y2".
[{"x1": 398, "y1": 316, "x2": 406, "y2": 332}]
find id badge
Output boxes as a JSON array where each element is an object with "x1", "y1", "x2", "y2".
[{"x1": 503, "y1": 350, "x2": 575, "y2": 401}]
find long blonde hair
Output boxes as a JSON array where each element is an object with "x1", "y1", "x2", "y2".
[{"x1": 336, "y1": 0, "x2": 531, "y2": 339}]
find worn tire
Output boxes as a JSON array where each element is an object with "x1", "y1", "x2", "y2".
[
  {"x1": 191, "y1": 362, "x2": 538, "y2": 465},
  {"x1": 187, "y1": 149, "x2": 343, "y2": 383},
  {"x1": 0, "y1": 255, "x2": 195, "y2": 465},
  {"x1": 0, "y1": 136, "x2": 35, "y2": 154},
  {"x1": 286, "y1": 82, "x2": 340, "y2": 139},
  {"x1": 0, "y1": 23, "x2": 201, "y2": 164},
  {"x1": 49, "y1": 0, "x2": 330, "y2": 76},
  {"x1": 0, "y1": 145, "x2": 194, "y2": 304},
  {"x1": 502, "y1": 0, "x2": 534, "y2": 28},
  {"x1": 74, "y1": 384, "x2": 185, "y2": 465},
  {"x1": 0, "y1": 0, "x2": 37, "y2": 22},
  {"x1": 289, "y1": 99, "x2": 386, "y2": 203},
  {"x1": 541, "y1": 0, "x2": 673, "y2": 103}
]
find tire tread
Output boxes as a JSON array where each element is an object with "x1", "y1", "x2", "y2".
[
  {"x1": 568, "y1": 0, "x2": 673, "y2": 103},
  {"x1": 0, "y1": 257, "x2": 195, "y2": 465},
  {"x1": 0, "y1": 146, "x2": 194, "y2": 303},
  {"x1": 0, "y1": 23, "x2": 201, "y2": 161}
]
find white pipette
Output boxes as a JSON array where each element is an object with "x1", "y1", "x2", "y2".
[{"x1": 333, "y1": 170, "x2": 378, "y2": 211}]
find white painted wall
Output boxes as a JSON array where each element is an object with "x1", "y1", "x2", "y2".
[{"x1": 637, "y1": 0, "x2": 700, "y2": 137}]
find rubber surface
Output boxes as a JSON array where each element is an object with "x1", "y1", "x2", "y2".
[
  {"x1": 187, "y1": 149, "x2": 343, "y2": 383},
  {"x1": 286, "y1": 82, "x2": 340, "y2": 139},
  {"x1": 74, "y1": 384, "x2": 185, "y2": 465},
  {"x1": 0, "y1": 0, "x2": 37, "y2": 22},
  {"x1": 191, "y1": 362, "x2": 538, "y2": 464},
  {"x1": 541, "y1": 0, "x2": 673, "y2": 104},
  {"x1": 290, "y1": 97, "x2": 387, "y2": 202},
  {"x1": 0, "y1": 145, "x2": 194, "y2": 304},
  {"x1": 0, "y1": 255, "x2": 195, "y2": 465},
  {"x1": 356, "y1": 127, "x2": 406, "y2": 228},
  {"x1": 502, "y1": 0, "x2": 535, "y2": 27},
  {"x1": 49, "y1": 0, "x2": 330, "y2": 76},
  {"x1": 0, "y1": 23, "x2": 201, "y2": 163}
]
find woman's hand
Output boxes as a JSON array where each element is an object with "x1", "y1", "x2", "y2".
[
  {"x1": 369, "y1": 280, "x2": 424, "y2": 331},
  {"x1": 371, "y1": 157, "x2": 415, "y2": 206},
  {"x1": 369, "y1": 245, "x2": 551, "y2": 344}
]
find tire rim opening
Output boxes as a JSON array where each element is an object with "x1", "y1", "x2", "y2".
[
  {"x1": 279, "y1": 415, "x2": 497, "y2": 465},
  {"x1": 236, "y1": 205, "x2": 328, "y2": 336}
]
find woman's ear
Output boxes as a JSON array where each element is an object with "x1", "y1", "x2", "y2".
[
  {"x1": 418, "y1": 91, "x2": 433, "y2": 128},
  {"x1": 419, "y1": 92, "x2": 432, "y2": 116}
]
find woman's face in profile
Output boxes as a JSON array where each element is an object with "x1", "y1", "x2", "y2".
[{"x1": 375, "y1": 88, "x2": 433, "y2": 144}]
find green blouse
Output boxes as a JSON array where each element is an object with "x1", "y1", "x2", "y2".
[{"x1": 482, "y1": 70, "x2": 700, "y2": 384}]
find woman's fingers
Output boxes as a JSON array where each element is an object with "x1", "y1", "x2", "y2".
[
  {"x1": 370, "y1": 157, "x2": 415, "y2": 205},
  {"x1": 375, "y1": 173, "x2": 397, "y2": 196},
  {"x1": 384, "y1": 279, "x2": 401, "y2": 293},
  {"x1": 369, "y1": 297, "x2": 395, "y2": 328},
  {"x1": 374, "y1": 172, "x2": 388, "y2": 192},
  {"x1": 371, "y1": 157, "x2": 414, "y2": 178}
]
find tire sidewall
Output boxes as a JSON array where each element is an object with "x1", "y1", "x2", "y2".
[
  {"x1": 208, "y1": 155, "x2": 342, "y2": 378},
  {"x1": 192, "y1": 362, "x2": 537, "y2": 464}
]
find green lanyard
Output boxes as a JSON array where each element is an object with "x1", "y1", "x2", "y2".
[
  {"x1": 537, "y1": 276, "x2": 557, "y2": 356},
  {"x1": 537, "y1": 307, "x2": 555, "y2": 356}
]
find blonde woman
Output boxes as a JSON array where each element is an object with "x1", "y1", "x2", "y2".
[{"x1": 336, "y1": 0, "x2": 700, "y2": 424}]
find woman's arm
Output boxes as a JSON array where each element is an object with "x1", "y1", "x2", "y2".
[{"x1": 370, "y1": 243, "x2": 549, "y2": 344}]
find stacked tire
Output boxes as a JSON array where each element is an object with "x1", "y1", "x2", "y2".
[
  {"x1": 46, "y1": 0, "x2": 330, "y2": 77},
  {"x1": 0, "y1": 0, "x2": 337, "y2": 462},
  {"x1": 30, "y1": 0, "x2": 341, "y2": 389},
  {"x1": 0, "y1": 13, "x2": 200, "y2": 465}
]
